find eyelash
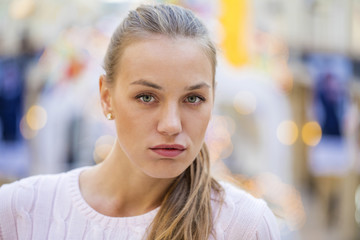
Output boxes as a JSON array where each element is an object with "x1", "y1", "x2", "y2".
[
  {"x1": 135, "y1": 93, "x2": 206, "y2": 105},
  {"x1": 184, "y1": 95, "x2": 206, "y2": 104},
  {"x1": 135, "y1": 93, "x2": 157, "y2": 104}
]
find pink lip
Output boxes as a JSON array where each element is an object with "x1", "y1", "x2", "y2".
[{"x1": 150, "y1": 144, "x2": 186, "y2": 158}]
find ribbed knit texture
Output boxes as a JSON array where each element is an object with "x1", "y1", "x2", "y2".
[{"x1": 0, "y1": 167, "x2": 280, "y2": 240}]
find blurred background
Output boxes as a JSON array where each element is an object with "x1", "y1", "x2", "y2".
[{"x1": 0, "y1": 0, "x2": 359, "y2": 239}]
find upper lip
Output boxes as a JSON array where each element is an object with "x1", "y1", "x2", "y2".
[{"x1": 150, "y1": 144, "x2": 186, "y2": 150}]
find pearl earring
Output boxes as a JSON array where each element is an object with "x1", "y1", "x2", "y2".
[{"x1": 106, "y1": 113, "x2": 114, "y2": 120}]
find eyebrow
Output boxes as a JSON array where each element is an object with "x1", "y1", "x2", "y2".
[
  {"x1": 130, "y1": 79, "x2": 162, "y2": 90},
  {"x1": 130, "y1": 79, "x2": 211, "y2": 91},
  {"x1": 185, "y1": 82, "x2": 211, "y2": 91}
]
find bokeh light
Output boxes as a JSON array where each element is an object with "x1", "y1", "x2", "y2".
[
  {"x1": 206, "y1": 115, "x2": 234, "y2": 162},
  {"x1": 93, "y1": 135, "x2": 115, "y2": 164},
  {"x1": 26, "y1": 105, "x2": 48, "y2": 131},
  {"x1": 19, "y1": 116, "x2": 37, "y2": 139},
  {"x1": 9, "y1": 0, "x2": 35, "y2": 20},
  {"x1": 277, "y1": 120, "x2": 298, "y2": 145},
  {"x1": 302, "y1": 121, "x2": 322, "y2": 146},
  {"x1": 256, "y1": 172, "x2": 306, "y2": 230}
]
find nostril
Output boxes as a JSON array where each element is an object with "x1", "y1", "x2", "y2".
[
  {"x1": 157, "y1": 106, "x2": 182, "y2": 135},
  {"x1": 157, "y1": 122, "x2": 182, "y2": 136},
  {"x1": 157, "y1": 118, "x2": 182, "y2": 135}
]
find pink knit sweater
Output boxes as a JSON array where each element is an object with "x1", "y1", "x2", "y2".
[{"x1": 0, "y1": 167, "x2": 280, "y2": 239}]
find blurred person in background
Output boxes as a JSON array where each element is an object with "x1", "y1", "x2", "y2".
[
  {"x1": 0, "y1": 4, "x2": 280, "y2": 240},
  {"x1": 0, "y1": 30, "x2": 40, "y2": 142}
]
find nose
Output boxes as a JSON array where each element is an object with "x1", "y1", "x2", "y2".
[{"x1": 157, "y1": 104, "x2": 182, "y2": 136}]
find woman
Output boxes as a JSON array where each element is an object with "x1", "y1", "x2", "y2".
[{"x1": 0, "y1": 4, "x2": 280, "y2": 240}]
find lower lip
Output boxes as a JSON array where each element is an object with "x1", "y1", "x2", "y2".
[{"x1": 150, "y1": 148, "x2": 184, "y2": 158}]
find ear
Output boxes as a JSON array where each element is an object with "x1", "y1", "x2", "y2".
[{"x1": 99, "y1": 75, "x2": 113, "y2": 117}]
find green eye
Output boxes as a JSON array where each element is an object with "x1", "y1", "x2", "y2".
[
  {"x1": 187, "y1": 96, "x2": 197, "y2": 103},
  {"x1": 140, "y1": 95, "x2": 154, "y2": 103},
  {"x1": 186, "y1": 96, "x2": 202, "y2": 104}
]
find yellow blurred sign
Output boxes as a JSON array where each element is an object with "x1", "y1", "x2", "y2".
[{"x1": 219, "y1": 0, "x2": 250, "y2": 66}]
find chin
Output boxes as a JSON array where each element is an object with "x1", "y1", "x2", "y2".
[
  {"x1": 146, "y1": 170, "x2": 185, "y2": 179},
  {"x1": 144, "y1": 163, "x2": 189, "y2": 179}
]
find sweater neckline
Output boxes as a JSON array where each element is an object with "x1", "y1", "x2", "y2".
[{"x1": 67, "y1": 166, "x2": 160, "y2": 228}]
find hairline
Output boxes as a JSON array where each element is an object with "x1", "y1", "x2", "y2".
[{"x1": 105, "y1": 32, "x2": 216, "y2": 88}]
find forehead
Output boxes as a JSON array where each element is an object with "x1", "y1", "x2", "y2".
[{"x1": 115, "y1": 36, "x2": 213, "y2": 87}]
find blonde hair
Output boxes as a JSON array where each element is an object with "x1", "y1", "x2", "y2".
[
  {"x1": 103, "y1": 4, "x2": 222, "y2": 240},
  {"x1": 103, "y1": 3, "x2": 217, "y2": 85}
]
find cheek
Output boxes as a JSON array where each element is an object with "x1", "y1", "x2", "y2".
[
  {"x1": 113, "y1": 100, "x2": 158, "y2": 138},
  {"x1": 185, "y1": 109, "x2": 212, "y2": 139},
  {"x1": 113, "y1": 101, "x2": 139, "y2": 135}
]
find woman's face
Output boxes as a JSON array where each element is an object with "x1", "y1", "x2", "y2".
[{"x1": 101, "y1": 35, "x2": 214, "y2": 179}]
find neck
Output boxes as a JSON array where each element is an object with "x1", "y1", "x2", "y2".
[{"x1": 79, "y1": 142, "x2": 175, "y2": 217}]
